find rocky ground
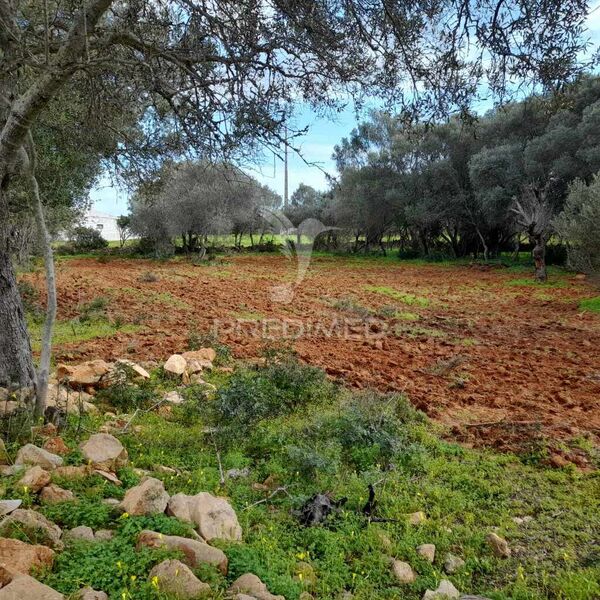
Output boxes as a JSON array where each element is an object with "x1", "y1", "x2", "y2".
[{"x1": 0, "y1": 350, "x2": 597, "y2": 599}]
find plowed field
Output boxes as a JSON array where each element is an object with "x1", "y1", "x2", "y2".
[{"x1": 25, "y1": 254, "x2": 600, "y2": 454}]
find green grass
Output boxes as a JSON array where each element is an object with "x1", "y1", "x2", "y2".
[
  {"x1": 579, "y1": 296, "x2": 600, "y2": 313},
  {"x1": 505, "y1": 278, "x2": 568, "y2": 288},
  {"x1": 364, "y1": 285, "x2": 430, "y2": 307},
  {"x1": 27, "y1": 318, "x2": 141, "y2": 352},
  {"x1": 2, "y1": 358, "x2": 594, "y2": 600}
]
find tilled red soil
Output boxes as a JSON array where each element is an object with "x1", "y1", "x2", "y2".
[{"x1": 24, "y1": 255, "x2": 600, "y2": 454}]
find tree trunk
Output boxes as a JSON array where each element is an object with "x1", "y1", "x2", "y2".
[
  {"x1": 29, "y1": 153, "x2": 56, "y2": 420},
  {"x1": 532, "y1": 235, "x2": 547, "y2": 282},
  {"x1": 0, "y1": 178, "x2": 37, "y2": 397}
]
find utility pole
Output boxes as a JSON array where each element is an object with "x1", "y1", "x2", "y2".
[{"x1": 284, "y1": 125, "x2": 289, "y2": 208}]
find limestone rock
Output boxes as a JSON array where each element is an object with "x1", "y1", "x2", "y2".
[
  {"x1": 0, "y1": 538, "x2": 54, "y2": 574},
  {"x1": 0, "y1": 566, "x2": 64, "y2": 599},
  {"x1": 407, "y1": 511, "x2": 427, "y2": 525},
  {"x1": 416, "y1": 544, "x2": 436, "y2": 563},
  {"x1": 0, "y1": 509, "x2": 62, "y2": 550},
  {"x1": 17, "y1": 466, "x2": 51, "y2": 492},
  {"x1": 64, "y1": 526, "x2": 95, "y2": 543},
  {"x1": 40, "y1": 484, "x2": 75, "y2": 505},
  {"x1": 294, "y1": 561, "x2": 317, "y2": 587},
  {"x1": 15, "y1": 444, "x2": 63, "y2": 470},
  {"x1": 115, "y1": 359, "x2": 150, "y2": 380},
  {"x1": 228, "y1": 573, "x2": 285, "y2": 600},
  {"x1": 149, "y1": 559, "x2": 210, "y2": 598},
  {"x1": 137, "y1": 530, "x2": 228, "y2": 574},
  {"x1": 423, "y1": 580, "x2": 460, "y2": 600},
  {"x1": 182, "y1": 348, "x2": 216, "y2": 363},
  {"x1": 167, "y1": 492, "x2": 242, "y2": 542},
  {"x1": 73, "y1": 588, "x2": 108, "y2": 600},
  {"x1": 80, "y1": 434, "x2": 128, "y2": 471},
  {"x1": 164, "y1": 355, "x2": 187, "y2": 375},
  {"x1": 444, "y1": 553, "x2": 465, "y2": 574},
  {"x1": 57, "y1": 360, "x2": 110, "y2": 388},
  {"x1": 0, "y1": 501, "x2": 21, "y2": 517},
  {"x1": 486, "y1": 533, "x2": 510, "y2": 558},
  {"x1": 120, "y1": 477, "x2": 169, "y2": 516},
  {"x1": 94, "y1": 529, "x2": 114, "y2": 542},
  {"x1": 163, "y1": 391, "x2": 184, "y2": 405},
  {"x1": 391, "y1": 559, "x2": 417, "y2": 584}
]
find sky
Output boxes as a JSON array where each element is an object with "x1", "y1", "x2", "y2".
[{"x1": 91, "y1": 4, "x2": 600, "y2": 217}]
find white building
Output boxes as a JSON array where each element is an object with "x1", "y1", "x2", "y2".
[{"x1": 83, "y1": 210, "x2": 121, "y2": 242}]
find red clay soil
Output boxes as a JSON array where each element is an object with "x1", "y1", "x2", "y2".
[{"x1": 23, "y1": 255, "x2": 600, "y2": 456}]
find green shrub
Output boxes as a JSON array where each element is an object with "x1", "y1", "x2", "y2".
[
  {"x1": 95, "y1": 379, "x2": 158, "y2": 413},
  {"x1": 70, "y1": 226, "x2": 109, "y2": 251},
  {"x1": 215, "y1": 358, "x2": 334, "y2": 431}
]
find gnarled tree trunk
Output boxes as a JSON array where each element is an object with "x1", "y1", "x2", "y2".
[
  {"x1": 532, "y1": 234, "x2": 547, "y2": 282},
  {"x1": 0, "y1": 176, "x2": 37, "y2": 396}
]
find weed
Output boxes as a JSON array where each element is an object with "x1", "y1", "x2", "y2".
[
  {"x1": 364, "y1": 285, "x2": 430, "y2": 307},
  {"x1": 78, "y1": 297, "x2": 109, "y2": 322},
  {"x1": 331, "y1": 296, "x2": 372, "y2": 319},
  {"x1": 139, "y1": 271, "x2": 160, "y2": 283},
  {"x1": 579, "y1": 296, "x2": 600, "y2": 313}
]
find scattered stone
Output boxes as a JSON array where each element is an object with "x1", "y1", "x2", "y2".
[
  {"x1": 444, "y1": 553, "x2": 465, "y2": 574},
  {"x1": 137, "y1": 530, "x2": 228, "y2": 573},
  {"x1": 0, "y1": 465, "x2": 24, "y2": 477},
  {"x1": 459, "y1": 596, "x2": 492, "y2": 600},
  {"x1": 164, "y1": 354, "x2": 187, "y2": 376},
  {"x1": 115, "y1": 359, "x2": 150, "y2": 380},
  {"x1": 40, "y1": 484, "x2": 75, "y2": 505},
  {"x1": 42, "y1": 437, "x2": 70, "y2": 456},
  {"x1": 0, "y1": 566, "x2": 64, "y2": 599},
  {"x1": 94, "y1": 529, "x2": 114, "y2": 542},
  {"x1": 15, "y1": 444, "x2": 63, "y2": 470},
  {"x1": 423, "y1": 579, "x2": 460, "y2": 600},
  {"x1": 486, "y1": 533, "x2": 511, "y2": 558},
  {"x1": 226, "y1": 467, "x2": 250, "y2": 479},
  {"x1": 17, "y1": 466, "x2": 51, "y2": 492},
  {"x1": 52, "y1": 465, "x2": 90, "y2": 480},
  {"x1": 93, "y1": 469, "x2": 122, "y2": 485},
  {"x1": 0, "y1": 538, "x2": 54, "y2": 574},
  {"x1": 407, "y1": 511, "x2": 427, "y2": 525},
  {"x1": 121, "y1": 477, "x2": 169, "y2": 516},
  {"x1": 228, "y1": 573, "x2": 285, "y2": 600},
  {"x1": 80, "y1": 433, "x2": 128, "y2": 471},
  {"x1": 154, "y1": 465, "x2": 178, "y2": 475},
  {"x1": 416, "y1": 544, "x2": 436, "y2": 563},
  {"x1": 0, "y1": 509, "x2": 63, "y2": 550},
  {"x1": 73, "y1": 588, "x2": 108, "y2": 600},
  {"x1": 167, "y1": 492, "x2": 242, "y2": 542},
  {"x1": 512, "y1": 516, "x2": 534, "y2": 526},
  {"x1": 0, "y1": 501, "x2": 21, "y2": 517},
  {"x1": 391, "y1": 559, "x2": 417, "y2": 584},
  {"x1": 64, "y1": 526, "x2": 95, "y2": 543},
  {"x1": 185, "y1": 359, "x2": 205, "y2": 374},
  {"x1": 376, "y1": 531, "x2": 393, "y2": 552},
  {"x1": 57, "y1": 360, "x2": 110, "y2": 388},
  {"x1": 148, "y1": 559, "x2": 210, "y2": 598},
  {"x1": 163, "y1": 391, "x2": 184, "y2": 405},
  {"x1": 182, "y1": 348, "x2": 216, "y2": 363},
  {"x1": 102, "y1": 498, "x2": 121, "y2": 508},
  {"x1": 0, "y1": 401, "x2": 21, "y2": 417}
]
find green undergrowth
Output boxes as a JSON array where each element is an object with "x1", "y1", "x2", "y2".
[
  {"x1": 579, "y1": 296, "x2": 600, "y2": 313},
  {"x1": 364, "y1": 285, "x2": 430, "y2": 307},
  {"x1": 2, "y1": 356, "x2": 596, "y2": 599}
]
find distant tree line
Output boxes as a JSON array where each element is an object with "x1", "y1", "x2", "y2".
[{"x1": 280, "y1": 77, "x2": 600, "y2": 279}]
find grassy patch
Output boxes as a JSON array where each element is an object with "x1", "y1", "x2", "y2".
[
  {"x1": 505, "y1": 278, "x2": 568, "y2": 289},
  {"x1": 579, "y1": 296, "x2": 600, "y2": 313},
  {"x1": 364, "y1": 285, "x2": 430, "y2": 307},
  {"x1": 27, "y1": 319, "x2": 141, "y2": 352},
  {"x1": 120, "y1": 287, "x2": 190, "y2": 309}
]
